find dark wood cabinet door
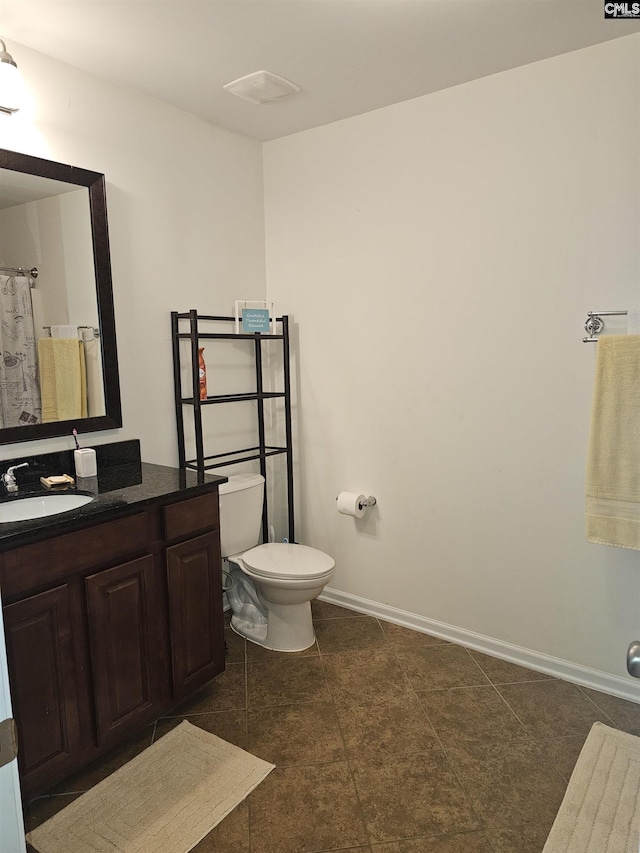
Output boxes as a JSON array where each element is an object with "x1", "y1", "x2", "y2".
[
  {"x1": 3, "y1": 585, "x2": 82, "y2": 792},
  {"x1": 85, "y1": 555, "x2": 160, "y2": 747},
  {"x1": 166, "y1": 531, "x2": 224, "y2": 700}
]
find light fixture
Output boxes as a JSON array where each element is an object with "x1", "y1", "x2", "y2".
[
  {"x1": 0, "y1": 39, "x2": 20, "y2": 114},
  {"x1": 223, "y1": 70, "x2": 300, "y2": 105}
]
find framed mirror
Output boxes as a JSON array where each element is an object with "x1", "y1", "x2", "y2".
[{"x1": 0, "y1": 149, "x2": 121, "y2": 443}]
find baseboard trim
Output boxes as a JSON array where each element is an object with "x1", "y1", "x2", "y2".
[{"x1": 319, "y1": 587, "x2": 640, "y2": 704}]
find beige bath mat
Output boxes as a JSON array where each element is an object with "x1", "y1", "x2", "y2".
[
  {"x1": 543, "y1": 722, "x2": 640, "y2": 852},
  {"x1": 27, "y1": 721, "x2": 275, "y2": 853}
]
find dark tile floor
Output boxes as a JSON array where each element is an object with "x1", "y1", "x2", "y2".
[{"x1": 24, "y1": 601, "x2": 640, "y2": 853}]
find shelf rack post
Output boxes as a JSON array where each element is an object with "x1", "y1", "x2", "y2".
[
  {"x1": 171, "y1": 311, "x2": 186, "y2": 469},
  {"x1": 282, "y1": 315, "x2": 295, "y2": 542},
  {"x1": 254, "y1": 333, "x2": 269, "y2": 542},
  {"x1": 189, "y1": 309, "x2": 206, "y2": 479}
]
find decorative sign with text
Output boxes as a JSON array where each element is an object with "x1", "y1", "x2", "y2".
[
  {"x1": 242, "y1": 308, "x2": 271, "y2": 333},
  {"x1": 234, "y1": 301, "x2": 275, "y2": 335}
]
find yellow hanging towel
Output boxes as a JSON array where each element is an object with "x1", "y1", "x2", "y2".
[
  {"x1": 38, "y1": 338, "x2": 88, "y2": 422},
  {"x1": 585, "y1": 334, "x2": 640, "y2": 549}
]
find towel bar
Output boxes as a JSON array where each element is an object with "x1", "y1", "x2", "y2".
[
  {"x1": 583, "y1": 311, "x2": 628, "y2": 342},
  {"x1": 43, "y1": 325, "x2": 101, "y2": 338}
]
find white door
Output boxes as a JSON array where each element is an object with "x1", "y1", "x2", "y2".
[{"x1": 0, "y1": 590, "x2": 26, "y2": 853}]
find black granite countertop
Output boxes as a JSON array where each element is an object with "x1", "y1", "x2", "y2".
[{"x1": 0, "y1": 441, "x2": 227, "y2": 549}]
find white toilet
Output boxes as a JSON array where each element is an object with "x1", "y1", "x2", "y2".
[{"x1": 219, "y1": 473, "x2": 335, "y2": 652}]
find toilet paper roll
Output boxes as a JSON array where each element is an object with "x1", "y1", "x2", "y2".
[{"x1": 336, "y1": 491, "x2": 367, "y2": 518}]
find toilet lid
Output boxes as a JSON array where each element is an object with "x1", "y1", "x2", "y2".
[{"x1": 242, "y1": 543, "x2": 335, "y2": 580}]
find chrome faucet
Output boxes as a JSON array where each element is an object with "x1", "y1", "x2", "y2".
[{"x1": 2, "y1": 462, "x2": 29, "y2": 493}]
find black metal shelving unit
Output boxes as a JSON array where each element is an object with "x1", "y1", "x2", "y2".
[{"x1": 171, "y1": 309, "x2": 294, "y2": 542}]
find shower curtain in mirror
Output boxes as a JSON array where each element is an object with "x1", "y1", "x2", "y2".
[{"x1": 0, "y1": 274, "x2": 41, "y2": 427}]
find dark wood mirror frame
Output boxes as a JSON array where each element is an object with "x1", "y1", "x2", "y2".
[{"x1": 0, "y1": 149, "x2": 122, "y2": 443}]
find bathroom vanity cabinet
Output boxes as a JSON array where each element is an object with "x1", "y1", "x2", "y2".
[{"x1": 0, "y1": 468, "x2": 226, "y2": 798}]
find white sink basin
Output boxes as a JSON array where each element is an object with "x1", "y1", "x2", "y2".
[{"x1": 0, "y1": 494, "x2": 94, "y2": 523}]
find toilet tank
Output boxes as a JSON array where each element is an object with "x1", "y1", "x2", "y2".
[{"x1": 218, "y1": 473, "x2": 265, "y2": 558}]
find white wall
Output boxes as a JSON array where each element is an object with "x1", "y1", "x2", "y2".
[
  {"x1": 264, "y1": 35, "x2": 640, "y2": 690},
  {"x1": 0, "y1": 41, "x2": 266, "y2": 465}
]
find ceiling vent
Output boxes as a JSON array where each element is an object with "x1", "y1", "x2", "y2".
[{"x1": 223, "y1": 70, "x2": 300, "y2": 105}]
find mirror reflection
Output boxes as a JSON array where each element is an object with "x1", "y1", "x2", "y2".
[{"x1": 0, "y1": 150, "x2": 121, "y2": 443}]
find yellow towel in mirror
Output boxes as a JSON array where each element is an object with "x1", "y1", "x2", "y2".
[{"x1": 38, "y1": 338, "x2": 88, "y2": 423}]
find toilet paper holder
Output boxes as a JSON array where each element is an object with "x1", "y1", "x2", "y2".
[{"x1": 336, "y1": 494, "x2": 377, "y2": 510}]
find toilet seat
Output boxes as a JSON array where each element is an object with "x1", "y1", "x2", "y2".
[{"x1": 241, "y1": 542, "x2": 334, "y2": 581}]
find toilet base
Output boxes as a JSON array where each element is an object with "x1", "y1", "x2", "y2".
[
  {"x1": 231, "y1": 600, "x2": 316, "y2": 652},
  {"x1": 230, "y1": 614, "x2": 268, "y2": 646}
]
